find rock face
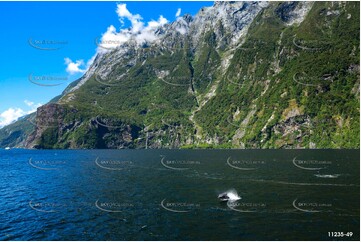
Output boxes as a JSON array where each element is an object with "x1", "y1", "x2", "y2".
[
  {"x1": 275, "y1": 1, "x2": 314, "y2": 25},
  {"x1": 68, "y1": 1, "x2": 267, "y2": 94},
  {"x1": 1, "y1": 1, "x2": 359, "y2": 149},
  {"x1": 189, "y1": 1, "x2": 268, "y2": 46},
  {"x1": 25, "y1": 104, "x2": 65, "y2": 148}
]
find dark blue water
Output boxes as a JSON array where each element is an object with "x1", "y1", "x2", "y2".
[{"x1": 0, "y1": 149, "x2": 359, "y2": 240}]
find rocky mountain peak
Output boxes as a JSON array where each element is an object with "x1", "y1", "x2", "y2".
[
  {"x1": 187, "y1": 1, "x2": 268, "y2": 47},
  {"x1": 68, "y1": 1, "x2": 269, "y2": 93}
]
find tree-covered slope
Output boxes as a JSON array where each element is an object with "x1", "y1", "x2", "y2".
[
  {"x1": 195, "y1": 1, "x2": 360, "y2": 148},
  {"x1": 0, "y1": 1, "x2": 359, "y2": 149}
]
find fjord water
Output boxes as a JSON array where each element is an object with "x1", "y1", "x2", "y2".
[{"x1": 0, "y1": 149, "x2": 359, "y2": 241}]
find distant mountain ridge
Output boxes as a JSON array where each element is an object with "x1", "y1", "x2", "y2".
[{"x1": 0, "y1": 1, "x2": 359, "y2": 149}]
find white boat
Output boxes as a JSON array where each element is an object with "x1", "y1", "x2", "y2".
[
  {"x1": 218, "y1": 189, "x2": 241, "y2": 202},
  {"x1": 5, "y1": 147, "x2": 10, "y2": 150}
]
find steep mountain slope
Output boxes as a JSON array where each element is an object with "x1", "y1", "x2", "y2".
[
  {"x1": 0, "y1": 84, "x2": 75, "y2": 148},
  {"x1": 195, "y1": 1, "x2": 360, "y2": 148},
  {"x1": 0, "y1": 114, "x2": 34, "y2": 148},
  {"x1": 1, "y1": 1, "x2": 359, "y2": 149}
]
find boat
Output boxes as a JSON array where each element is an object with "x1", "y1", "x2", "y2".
[
  {"x1": 218, "y1": 189, "x2": 241, "y2": 202},
  {"x1": 218, "y1": 193, "x2": 231, "y2": 202},
  {"x1": 5, "y1": 147, "x2": 10, "y2": 150}
]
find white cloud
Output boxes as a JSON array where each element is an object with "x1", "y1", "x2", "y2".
[
  {"x1": 176, "y1": 26, "x2": 187, "y2": 35},
  {"x1": 0, "y1": 108, "x2": 26, "y2": 128},
  {"x1": 176, "y1": 8, "x2": 182, "y2": 17},
  {"x1": 0, "y1": 101, "x2": 41, "y2": 128},
  {"x1": 64, "y1": 58, "x2": 86, "y2": 75},
  {"x1": 97, "y1": 25, "x2": 131, "y2": 52},
  {"x1": 24, "y1": 100, "x2": 34, "y2": 107},
  {"x1": 24, "y1": 100, "x2": 42, "y2": 112},
  {"x1": 116, "y1": 3, "x2": 134, "y2": 20},
  {"x1": 98, "y1": 3, "x2": 169, "y2": 52},
  {"x1": 69, "y1": 4, "x2": 174, "y2": 76},
  {"x1": 116, "y1": 3, "x2": 144, "y2": 34},
  {"x1": 175, "y1": 16, "x2": 189, "y2": 35},
  {"x1": 147, "y1": 15, "x2": 168, "y2": 28}
]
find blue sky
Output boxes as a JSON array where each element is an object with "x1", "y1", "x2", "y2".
[{"x1": 0, "y1": 1, "x2": 213, "y2": 127}]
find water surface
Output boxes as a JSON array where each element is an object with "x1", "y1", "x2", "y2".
[{"x1": 0, "y1": 149, "x2": 359, "y2": 240}]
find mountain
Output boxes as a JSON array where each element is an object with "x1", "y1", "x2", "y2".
[{"x1": 1, "y1": 1, "x2": 359, "y2": 149}]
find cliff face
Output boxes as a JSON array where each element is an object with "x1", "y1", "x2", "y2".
[
  {"x1": 25, "y1": 104, "x2": 65, "y2": 149},
  {"x1": 1, "y1": 1, "x2": 359, "y2": 149}
]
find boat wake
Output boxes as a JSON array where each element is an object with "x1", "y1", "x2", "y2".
[
  {"x1": 249, "y1": 179, "x2": 358, "y2": 187},
  {"x1": 314, "y1": 174, "x2": 340, "y2": 178}
]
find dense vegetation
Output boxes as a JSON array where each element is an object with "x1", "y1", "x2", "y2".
[
  {"x1": 0, "y1": 1, "x2": 359, "y2": 149},
  {"x1": 194, "y1": 1, "x2": 360, "y2": 148}
]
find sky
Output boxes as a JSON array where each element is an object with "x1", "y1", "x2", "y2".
[{"x1": 0, "y1": 1, "x2": 213, "y2": 128}]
